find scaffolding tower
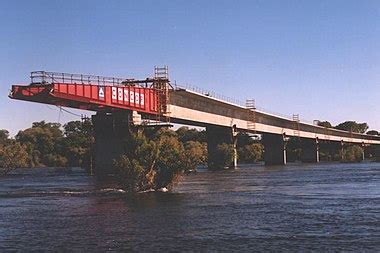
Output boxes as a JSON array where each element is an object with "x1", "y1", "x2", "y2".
[
  {"x1": 152, "y1": 66, "x2": 171, "y2": 125},
  {"x1": 293, "y1": 114, "x2": 300, "y2": 138},
  {"x1": 246, "y1": 99, "x2": 256, "y2": 133}
]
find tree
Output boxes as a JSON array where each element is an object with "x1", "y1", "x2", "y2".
[
  {"x1": 238, "y1": 143, "x2": 263, "y2": 163},
  {"x1": 62, "y1": 120, "x2": 94, "y2": 167},
  {"x1": 0, "y1": 129, "x2": 10, "y2": 145},
  {"x1": 317, "y1": 121, "x2": 332, "y2": 128},
  {"x1": 114, "y1": 130, "x2": 197, "y2": 192},
  {"x1": 183, "y1": 141, "x2": 207, "y2": 170},
  {"x1": 214, "y1": 143, "x2": 235, "y2": 169},
  {"x1": 0, "y1": 141, "x2": 29, "y2": 176},
  {"x1": 335, "y1": 121, "x2": 369, "y2": 133},
  {"x1": 114, "y1": 155, "x2": 147, "y2": 192},
  {"x1": 16, "y1": 121, "x2": 65, "y2": 167},
  {"x1": 155, "y1": 134, "x2": 187, "y2": 189},
  {"x1": 64, "y1": 120, "x2": 93, "y2": 137},
  {"x1": 114, "y1": 132, "x2": 159, "y2": 192},
  {"x1": 367, "y1": 130, "x2": 379, "y2": 136},
  {"x1": 176, "y1": 127, "x2": 206, "y2": 143},
  {"x1": 341, "y1": 145, "x2": 363, "y2": 162}
]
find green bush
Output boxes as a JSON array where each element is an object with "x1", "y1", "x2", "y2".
[
  {"x1": 113, "y1": 131, "x2": 205, "y2": 192},
  {"x1": 341, "y1": 145, "x2": 363, "y2": 162},
  {"x1": 0, "y1": 141, "x2": 30, "y2": 176},
  {"x1": 184, "y1": 141, "x2": 207, "y2": 169},
  {"x1": 209, "y1": 143, "x2": 235, "y2": 169},
  {"x1": 238, "y1": 143, "x2": 263, "y2": 163}
]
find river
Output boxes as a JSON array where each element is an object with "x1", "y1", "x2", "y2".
[{"x1": 0, "y1": 163, "x2": 379, "y2": 251}]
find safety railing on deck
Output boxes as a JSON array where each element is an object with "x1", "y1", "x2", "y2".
[
  {"x1": 174, "y1": 83, "x2": 324, "y2": 124},
  {"x1": 174, "y1": 83, "x2": 246, "y2": 107},
  {"x1": 30, "y1": 71, "x2": 133, "y2": 86}
]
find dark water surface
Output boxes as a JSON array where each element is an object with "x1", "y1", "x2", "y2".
[{"x1": 1, "y1": 163, "x2": 379, "y2": 251}]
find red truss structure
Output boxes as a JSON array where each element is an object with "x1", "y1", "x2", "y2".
[{"x1": 10, "y1": 70, "x2": 171, "y2": 118}]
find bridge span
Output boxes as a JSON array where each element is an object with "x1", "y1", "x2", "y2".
[
  {"x1": 170, "y1": 89, "x2": 380, "y2": 144},
  {"x1": 10, "y1": 69, "x2": 380, "y2": 171},
  {"x1": 168, "y1": 89, "x2": 380, "y2": 166}
]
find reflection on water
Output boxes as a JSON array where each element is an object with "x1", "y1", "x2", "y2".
[{"x1": 0, "y1": 163, "x2": 379, "y2": 251}]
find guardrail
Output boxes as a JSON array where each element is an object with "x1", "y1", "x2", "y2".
[
  {"x1": 30, "y1": 71, "x2": 129, "y2": 86},
  {"x1": 173, "y1": 83, "x2": 314, "y2": 123},
  {"x1": 174, "y1": 83, "x2": 246, "y2": 107}
]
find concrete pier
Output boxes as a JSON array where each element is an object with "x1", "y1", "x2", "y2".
[
  {"x1": 361, "y1": 143, "x2": 366, "y2": 161},
  {"x1": 92, "y1": 112, "x2": 132, "y2": 175},
  {"x1": 300, "y1": 138, "x2": 319, "y2": 163},
  {"x1": 206, "y1": 125, "x2": 236, "y2": 169},
  {"x1": 262, "y1": 133, "x2": 287, "y2": 165}
]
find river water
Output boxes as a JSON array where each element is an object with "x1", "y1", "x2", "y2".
[{"x1": 0, "y1": 163, "x2": 379, "y2": 251}]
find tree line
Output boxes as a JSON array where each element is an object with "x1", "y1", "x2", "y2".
[
  {"x1": 0, "y1": 121, "x2": 262, "y2": 177},
  {"x1": 1, "y1": 119, "x2": 378, "y2": 191},
  {"x1": 0, "y1": 120, "x2": 94, "y2": 175},
  {"x1": 317, "y1": 120, "x2": 378, "y2": 135}
]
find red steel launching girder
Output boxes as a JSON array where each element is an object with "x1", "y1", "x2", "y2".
[{"x1": 10, "y1": 71, "x2": 163, "y2": 115}]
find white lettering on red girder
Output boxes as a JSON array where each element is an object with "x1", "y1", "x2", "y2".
[
  {"x1": 140, "y1": 94, "x2": 144, "y2": 105},
  {"x1": 98, "y1": 87, "x2": 105, "y2": 100},
  {"x1": 111, "y1": 86, "x2": 145, "y2": 106},
  {"x1": 118, "y1": 88, "x2": 123, "y2": 101},
  {"x1": 124, "y1": 89, "x2": 129, "y2": 102},
  {"x1": 135, "y1": 92, "x2": 139, "y2": 104},
  {"x1": 112, "y1": 87, "x2": 117, "y2": 100}
]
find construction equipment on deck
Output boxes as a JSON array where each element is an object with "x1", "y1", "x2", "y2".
[{"x1": 10, "y1": 67, "x2": 173, "y2": 127}]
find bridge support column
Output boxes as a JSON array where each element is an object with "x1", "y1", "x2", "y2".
[
  {"x1": 232, "y1": 127, "x2": 238, "y2": 168},
  {"x1": 262, "y1": 133, "x2": 287, "y2": 165},
  {"x1": 340, "y1": 141, "x2": 345, "y2": 161},
  {"x1": 300, "y1": 138, "x2": 319, "y2": 163},
  {"x1": 206, "y1": 125, "x2": 237, "y2": 169},
  {"x1": 361, "y1": 143, "x2": 366, "y2": 161},
  {"x1": 92, "y1": 111, "x2": 132, "y2": 175}
]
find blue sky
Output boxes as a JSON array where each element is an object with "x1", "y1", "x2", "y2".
[{"x1": 1, "y1": 0, "x2": 379, "y2": 135}]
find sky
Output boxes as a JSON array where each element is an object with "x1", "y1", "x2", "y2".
[{"x1": 0, "y1": 0, "x2": 379, "y2": 135}]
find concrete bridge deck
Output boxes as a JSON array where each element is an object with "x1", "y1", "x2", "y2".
[{"x1": 169, "y1": 88, "x2": 380, "y2": 145}]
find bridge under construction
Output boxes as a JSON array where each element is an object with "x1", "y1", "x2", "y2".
[{"x1": 10, "y1": 67, "x2": 380, "y2": 172}]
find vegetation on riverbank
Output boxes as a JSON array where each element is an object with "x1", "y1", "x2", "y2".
[
  {"x1": 0, "y1": 120, "x2": 94, "y2": 175},
  {"x1": 1, "y1": 119, "x2": 379, "y2": 190}
]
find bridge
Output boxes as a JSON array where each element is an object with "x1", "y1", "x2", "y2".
[{"x1": 10, "y1": 68, "x2": 380, "y2": 172}]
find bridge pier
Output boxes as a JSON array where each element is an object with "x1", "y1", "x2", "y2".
[
  {"x1": 92, "y1": 111, "x2": 132, "y2": 175},
  {"x1": 300, "y1": 138, "x2": 319, "y2": 163},
  {"x1": 361, "y1": 143, "x2": 366, "y2": 161},
  {"x1": 232, "y1": 130, "x2": 238, "y2": 168},
  {"x1": 262, "y1": 133, "x2": 287, "y2": 165},
  {"x1": 206, "y1": 125, "x2": 237, "y2": 169}
]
